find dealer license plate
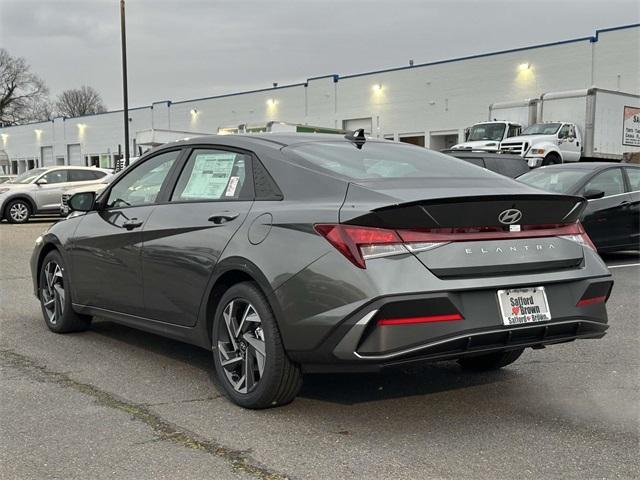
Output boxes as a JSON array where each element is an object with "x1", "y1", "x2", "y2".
[{"x1": 497, "y1": 287, "x2": 551, "y2": 326}]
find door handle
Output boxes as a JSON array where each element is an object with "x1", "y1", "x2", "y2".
[
  {"x1": 208, "y1": 213, "x2": 239, "y2": 225},
  {"x1": 122, "y1": 219, "x2": 144, "y2": 230},
  {"x1": 619, "y1": 200, "x2": 630, "y2": 207}
]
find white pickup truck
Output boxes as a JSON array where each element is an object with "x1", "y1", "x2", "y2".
[
  {"x1": 450, "y1": 121, "x2": 522, "y2": 152},
  {"x1": 500, "y1": 121, "x2": 582, "y2": 167},
  {"x1": 495, "y1": 88, "x2": 639, "y2": 167}
]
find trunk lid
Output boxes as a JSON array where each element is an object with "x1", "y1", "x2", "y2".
[{"x1": 339, "y1": 178, "x2": 587, "y2": 277}]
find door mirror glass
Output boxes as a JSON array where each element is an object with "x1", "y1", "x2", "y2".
[
  {"x1": 68, "y1": 191, "x2": 96, "y2": 212},
  {"x1": 36, "y1": 178, "x2": 48, "y2": 185},
  {"x1": 583, "y1": 189, "x2": 606, "y2": 200}
]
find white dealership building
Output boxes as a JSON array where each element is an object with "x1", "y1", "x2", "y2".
[{"x1": 1, "y1": 24, "x2": 638, "y2": 173}]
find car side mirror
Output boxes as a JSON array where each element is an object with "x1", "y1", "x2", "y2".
[
  {"x1": 68, "y1": 191, "x2": 96, "y2": 212},
  {"x1": 36, "y1": 178, "x2": 48, "y2": 185},
  {"x1": 583, "y1": 189, "x2": 605, "y2": 200}
]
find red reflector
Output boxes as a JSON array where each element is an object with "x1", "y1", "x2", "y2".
[
  {"x1": 576, "y1": 296, "x2": 607, "y2": 307},
  {"x1": 377, "y1": 313, "x2": 463, "y2": 326}
]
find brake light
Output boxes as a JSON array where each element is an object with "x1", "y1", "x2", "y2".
[
  {"x1": 315, "y1": 221, "x2": 595, "y2": 269},
  {"x1": 576, "y1": 296, "x2": 607, "y2": 307},
  {"x1": 314, "y1": 224, "x2": 444, "y2": 268},
  {"x1": 377, "y1": 313, "x2": 463, "y2": 326}
]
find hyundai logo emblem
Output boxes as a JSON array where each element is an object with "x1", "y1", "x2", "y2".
[{"x1": 498, "y1": 208, "x2": 523, "y2": 225}]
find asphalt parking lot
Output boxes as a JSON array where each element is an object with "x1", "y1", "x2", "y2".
[{"x1": 1, "y1": 219, "x2": 638, "y2": 480}]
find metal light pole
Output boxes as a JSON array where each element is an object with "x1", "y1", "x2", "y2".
[{"x1": 120, "y1": 0, "x2": 130, "y2": 168}]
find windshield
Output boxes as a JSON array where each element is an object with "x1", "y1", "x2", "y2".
[
  {"x1": 522, "y1": 123, "x2": 562, "y2": 135},
  {"x1": 8, "y1": 168, "x2": 48, "y2": 184},
  {"x1": 517, "y1": 168, "x2": 585, "y2": 194},
  {"x1": 467, "y1": 123, "x2": 505, "y2": 142},
  {"x1": 283, "y1": 141, "x2": 496, "y2": 180}
]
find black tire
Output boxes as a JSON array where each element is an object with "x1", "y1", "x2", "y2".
[
  {"x1": 457, "y1": 349, "x2": 524, "y2": 372},
  {"x1": 5, "y1": 199, "x2": 32, "y2": 223},
  {"x1": 542, "y1": 153, "x2": 561, "y2": 166},
  {"x1": 38, "y1": 250, "x2": 92, "y2": 333},
  {"x1": 212, "y1": 282, "x2": 302, "y2": 409}
]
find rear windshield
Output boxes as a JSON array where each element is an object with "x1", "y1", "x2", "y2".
[
  {"x1": 517, "y1": 168, "x2": 585, "y2": 194},
  {"x1": 283, "y1": 141, "x2": 494, "y2": 180}
]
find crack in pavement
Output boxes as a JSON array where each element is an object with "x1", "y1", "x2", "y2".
[{"x1": 1, "y1": 348, "x2": 291, "y2": 480}]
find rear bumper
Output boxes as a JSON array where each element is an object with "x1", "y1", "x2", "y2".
[{"x1": 289, "y1": 276, "x2": 613, "y2": 372}]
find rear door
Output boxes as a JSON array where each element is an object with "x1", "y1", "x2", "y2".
[
  {"x1": 141, "y1": 147, "x2": 255, "y2": 326},
  {"x1": 70, "y1": 149, "x2": 183, "y2": 316},
  {"x1": 580, "y1": 167, "x2": 629, "y2": 249}
]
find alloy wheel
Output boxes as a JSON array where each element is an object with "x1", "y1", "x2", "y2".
[
  {"x1": 217, "y1": 299, "x2": 266, "y2": 394},
  {"x1": 41, "y1": 261, "x2": 65, "y2": 325},
  {"x1": 9, "y1": 202, "x2": 29, "y2": 222}
]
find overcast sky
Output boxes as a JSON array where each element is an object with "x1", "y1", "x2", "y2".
[{"x1": 1, "y1": 0, "x2": 638, "y2": 110}]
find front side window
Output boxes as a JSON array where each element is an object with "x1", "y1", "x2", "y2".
[
  {"x1": 106, "y1": 150, "x2": 180, "y2": 208},
  {"x1": 42, "y1": 170, "x2": 68, "y2": 184},
  {"x1": 583, "y1": 168, "x2": 625, "y2": 197},
  {"x1": 171, "y1": 149, "x2": 251, "y2": 202},
  {"x1": 558, "y1": 124, "x2": 571, "y2": 139},
  {"x1": 507, "y1": 124, "x2": 521, "y2": 137}
]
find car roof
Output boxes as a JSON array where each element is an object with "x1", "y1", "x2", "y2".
[
  {"x1": 168, "y1": 132, "x2": 385, "y2": 149},
  {"x1": 445, "y1": 151, "x2": 525, "y2": 160},
  {"x1": 534, "y1": 162, "x2": 636, "y2": 171}
]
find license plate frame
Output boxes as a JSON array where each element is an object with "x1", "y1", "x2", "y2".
[{"x1": 497, "y1": 286, "x2": 551, "y2": 326}]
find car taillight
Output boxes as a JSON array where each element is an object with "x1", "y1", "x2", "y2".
[
  {"x1": 314, "y1": 224, "x2": 445, "y2": 268},
  {"x1": 557, "y1": 221, "x2": 597, "y2": 251},
  {"x1": 315, "y1": 221, "x2": 595, "y2": 269}
]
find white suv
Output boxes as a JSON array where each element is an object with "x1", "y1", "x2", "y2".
[{"x1": 0, "y1": 166, "x2": 111, "y2": 223}]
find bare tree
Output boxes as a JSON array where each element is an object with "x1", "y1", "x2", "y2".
[
  {"x1": 0, "y1": 49, "x2": 50, "y2": 126},
  {"x1": 55, "y1": 85, "x2": 107, "y2": 118}
]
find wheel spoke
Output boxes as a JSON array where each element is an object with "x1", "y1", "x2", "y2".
[
  {"x1": 243, "y1": 333, "x2": 266, "y2": 357},
  {"x1": 244, "y1": 347, "x2": 255, "y2": 391},
  {"x1": 223, "y1": 301, "x2": 239, "y2": 349},
  {"x1": 53, "y1": 283, "x2": 65, "y2": 307}
]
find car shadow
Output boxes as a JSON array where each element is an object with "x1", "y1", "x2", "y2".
[
  {"x1": 299, "y1": 364, "x2": 514, "y2": 405},
  {"x1": 88, "y1": 318, "x2": 512, "y2": 406}
]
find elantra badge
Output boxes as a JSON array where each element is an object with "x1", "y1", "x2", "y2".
[{"x1": 498, "y1": 208, "x2": 523, "y2": 225}]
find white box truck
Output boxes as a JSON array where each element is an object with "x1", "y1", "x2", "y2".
[{"x1": 496, "y1": 88, "x2": 640, "y2": 167}]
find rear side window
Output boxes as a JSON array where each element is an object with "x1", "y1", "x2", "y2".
[
  {"x1": 171, "y1": 149, "x2": 252, "y2": 202},
  {"x1": 583, "y1": 168, "x2": 625, "y2": 197},
  {"x1": 69, "y1": 170, "x2": 103, "y2": 181},
  {"x1": 283, "y1": 141, "x2": 496, "y2": 180},
  {"x1": 625, "y1": 167, "x2": 640, "y2": 192}
]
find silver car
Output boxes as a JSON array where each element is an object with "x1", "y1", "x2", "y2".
[{"x1": 0, "y1": 166, "x2": 111, "y2": 223}]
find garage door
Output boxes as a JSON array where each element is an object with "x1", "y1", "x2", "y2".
[
  {"x1": 40, "y1": 146, "x2": 53, "y2": 166},
  {"x1": 343, "y1": 118, "x2": 372, "y2": 134},
  {"x1": 67, "y1": 144, "x2": 82, "y2": 166}
]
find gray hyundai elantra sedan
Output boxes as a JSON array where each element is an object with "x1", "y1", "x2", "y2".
[{"x1": 31, "y1": 132, "x2": 613, "y2": 408}]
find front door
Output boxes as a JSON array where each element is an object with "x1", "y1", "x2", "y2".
[
  {"x1": 141, "y1": 148, "x2": 255, "y2": 326},
  {"x1": 70, "y1": 149, "x2": 182, "y2": 316},
  {"x1": 34, "y1": 169, "x2": 69, "y2": 211},
  {"x1": 558, "y1": 124, "x2": 581, "y2": 162},
  {"x1": 580, "y1": 167, "x2": 629, "y2": 250}
]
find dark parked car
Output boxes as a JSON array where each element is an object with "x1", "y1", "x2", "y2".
[
  {"x1": 518, "y1": 162, "x2": 640, "y2": 252},
  {"x1": 31, "y1": 133, "x2": 613, "y2": 408},
  {"x1": 443, "y1": 150, "x2": 530, "y2": 178}
]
